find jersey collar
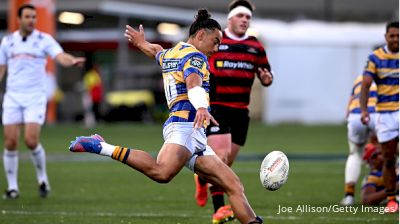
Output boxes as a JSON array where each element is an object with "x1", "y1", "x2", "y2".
[
  {"x1": 15, "y1": 29, "x2": 38, "y2": 41},
  {"x1": 224, "y1": 28, "x2": 248, "y2": 41},
  {"x1": 384, "y1": 45, "x2": 397, "y2": 54}
]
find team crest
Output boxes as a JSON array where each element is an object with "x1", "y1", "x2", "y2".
[
  {"x1": 247, "y1": 47, "x2": 258, "y2": 54},
  {"x1": 190, "y1": 56, "x2": 204, "y2": 69}
]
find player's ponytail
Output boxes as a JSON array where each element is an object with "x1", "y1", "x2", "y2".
[{"x1": 189, "y1": 9, "x2": 221, "y2": 37}]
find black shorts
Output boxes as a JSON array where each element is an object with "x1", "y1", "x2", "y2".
[{"x1": 206, "y1": 105, "x2": 250, "y2": 146}]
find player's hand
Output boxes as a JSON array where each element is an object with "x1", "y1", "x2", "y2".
[
  {"x1": 361, "y1": 111, "x2": 370, "y2": 125},
  {"x1": 72, "y1": 57, "x2": 86, "y2": 67},
  {"x1": 124, "y1": 24, "x2": 146, "y2": 47},
  {"x1": 194, "y1": 108, "x2": 219, "y2": 129},
  {"x1": 257, "y1": 67, "x2": 273, "y2": 86}
]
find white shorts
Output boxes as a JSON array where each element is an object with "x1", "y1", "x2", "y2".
[
  {"x1": 347, "y1": 113, "x2": 376, "y2": 144},
  {"x1": 375, "y1": 111, "x2": 399, "y2": 143},
  {"x1": 162, "y1": 122, "x2": 215, "y2": 171},
  {"x1": 2, "y1": 92, "x2": 47, "y2": 125}
]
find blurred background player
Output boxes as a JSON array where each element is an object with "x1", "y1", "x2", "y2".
[
  {"x1": 360, "y1": 21, "x2": 399, "y2": 213},
  {"x1": 361, "y1": 143, "x2": 398, "y2": 205},
  {"x1": 70, "y1": 9, "x2": 264, "y2": 224},
  {"x1": 193, "y1": 1, "x2": 273, "y2": 223},
  {"x1": 0, "y1": 4, "x2": 85, "y2": 199},
  {"x1": 341, "y1": 75, "x2": 377, "y2": 206},
  {"x1": 82, "y1": 53, "x2": 103, "y2": 128}
]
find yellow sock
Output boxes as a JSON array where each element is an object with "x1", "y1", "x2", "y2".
[
  {"x1": 345, "y1": 183, "x2": 355, "y2": 196},
  {"x1": 111, "y1": 146, "x2": 131, "y2": 163}
]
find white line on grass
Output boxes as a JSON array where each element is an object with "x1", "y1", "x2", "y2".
[{"x1": 1, "y1": 210, "x2": 395, "y2": 222}]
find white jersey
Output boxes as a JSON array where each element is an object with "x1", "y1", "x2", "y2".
[{"x1": 0, "y1": 29, "x2": 63, "y2": 93}]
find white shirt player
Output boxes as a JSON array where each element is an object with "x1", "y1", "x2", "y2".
[{"x1": 0, "y1": 29, "x2": 63, "y2": 93}]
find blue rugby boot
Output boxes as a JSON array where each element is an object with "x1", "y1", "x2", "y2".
[{"x1": 69, "y1": 134, "x2": 104, "y2": 154}]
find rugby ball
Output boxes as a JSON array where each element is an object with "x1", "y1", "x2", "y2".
[{"x1": 260, "y1": 151, "x2": 289, "y2": 191}]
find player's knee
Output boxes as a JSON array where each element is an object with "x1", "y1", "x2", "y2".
[
  {"x1": 153, "y1": 172, "x2": 175, "y2": 184},
  {"x1": 5, "y1": 139, "x2": 18, "y2": 150},
  {"x1": 24, "y1": 138, "x2": 38, "y2": 150}
]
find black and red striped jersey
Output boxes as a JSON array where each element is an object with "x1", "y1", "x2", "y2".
[{"x1": 208, "y1": 30, "x2": 271, "y2": 109}]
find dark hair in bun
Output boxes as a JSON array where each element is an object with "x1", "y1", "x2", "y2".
[{"x1": 189, "y1": 9, "x2": 221, "y2": 37}]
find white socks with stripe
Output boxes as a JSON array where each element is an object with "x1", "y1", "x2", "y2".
[
  {"x1": 344, "y1": 140, "x2": 364, "y2": 184},
  {"x1": 3, "y1": 149, "x2": 19, "y2": 191},
  {"x1": 30, "y1": 144, "x2": 50, "y2": 188}
]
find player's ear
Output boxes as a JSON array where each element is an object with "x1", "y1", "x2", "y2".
[{"x1": 196, "y1": 29, "x2": 205, "y2": 41}]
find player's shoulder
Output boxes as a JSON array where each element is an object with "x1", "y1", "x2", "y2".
[
  {"x1": 1, "y1": 31, "x2": 17, "y2": 44},
  {"x1": 177, "y1": 42, "x2": 207, "y2": 60},
  {"x1": 372, "y1": 46, "x2": 384, "y2": 55},
  {"x1": 242, "y1": 35, "x2": 266, "y2": 51},
  {"x1": 246, "y1": 35, "x2": 261, "y2": 42},
  {"x1": 180, "y1": 42, "x2": 202, "y2": 54},
  {"x1": 32, "y1": 30, "x2": 56, "y2": 42},
  {"x1": 368, "y1": 45, "x2": 387, "y2": 60}
]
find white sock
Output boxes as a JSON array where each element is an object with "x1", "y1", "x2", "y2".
[
  {"x1": 30, "y1": 144, "x2": 50, "y2": 188},
  {"x1": 344, "y1": 140, "x2": 364, "y2": 184},
  {"x1": 100, "y1": 142, "x2": 117, "y2": 156},
  {"x1": 3, "y1": 149, "x2": 19, "y2": 191}
]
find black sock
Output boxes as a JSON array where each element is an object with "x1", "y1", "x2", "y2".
[
  {"x1": 211, "y1": 190, "x2": 224, "y2": 212},
  {"x1": 212, "y1": 194, "x2": 224, "y2": 212},
  {"x1": 198, "y1": 176, "x2": 207, "y2": 185}
]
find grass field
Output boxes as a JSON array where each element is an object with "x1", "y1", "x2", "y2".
[{"x1": 0, "y1": 122, "x2": 397, "y2": 224}]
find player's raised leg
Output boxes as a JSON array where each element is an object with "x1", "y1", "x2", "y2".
[
  {"x1": 194, "y1": 154, "x2": 263, "y2": 224},
  {"x1": 69, "y1": 135, "x2": 190, "y2": 183}
]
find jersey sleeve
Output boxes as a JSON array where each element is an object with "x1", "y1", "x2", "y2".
[
  {"x1": 43, "y1": 34, "x2": 63, "y2": 59},
  {"x1": 0, "y1": 37, "x2": 7, "y2": 65},
  {"x1": 156, "y1": 49, "x2": 167, "y2": 66},
  {"x1": 363, "y1": 54, "x2": 377, "y2": 79},
  {"x1": 181, "y1": 53, "x2": 208, "y2": 80},
  {"x1": 256, "y1": 42, "x2": 271, "y2": 72}
]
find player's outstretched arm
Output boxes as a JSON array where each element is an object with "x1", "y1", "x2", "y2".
[
  {"x1": 55, "y1": 53, "x2": 86, "y2": 67},
  {"x1": 125, "y1": 24, "x2": 163, "y2": 58}
]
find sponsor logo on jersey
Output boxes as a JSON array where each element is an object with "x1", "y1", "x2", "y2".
[
  {"x1": 162, "y1": 59, "x2": 180, "y2": 72},
  {"x1": 215, "y1": 60, "x2": 254, "y2": 70},
  {"x1": 190, "y1": 56, "x2": 204, "y2": 69},
  {"x1": 219, "y1": 44, "x2": 229, "y2": 50}
]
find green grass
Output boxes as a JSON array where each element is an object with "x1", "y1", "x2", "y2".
[{"x1": 0, "y1": 122, "x2": 396, "y2": 224}]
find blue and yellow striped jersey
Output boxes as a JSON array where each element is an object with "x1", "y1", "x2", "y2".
[
  {"x1": 362, "y1": 170, "x2": 398, "y2": 190},
  {"x1": 363, "y1": 46, "x2": 399, "y2": 112},
  {"x1": 348, "y1": 75, "x2": 377, "y2": 113},
  {"x1": 156, "y1": 42, "x2": 210, "y2": 126},
  {"x1": 361, "y1": 170, "x2": 385, "y2": 192}
]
